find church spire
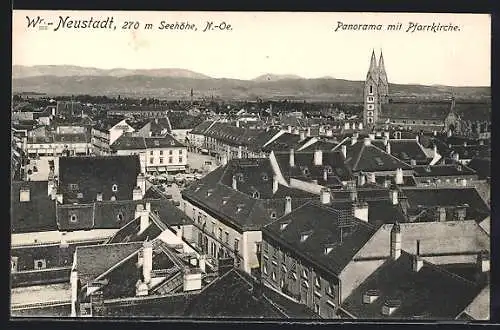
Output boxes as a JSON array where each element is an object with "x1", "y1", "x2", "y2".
[
  {"x1": 378, "y1": 50, "x2": 386, "y2": 76},
  {"x1": 366, "y1": 49, "x2": 378, "y2": 80}
]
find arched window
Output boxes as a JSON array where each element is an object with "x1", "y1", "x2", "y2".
[
  {"x1": 112, "y1": 184, "x2": 118, "y2": 192},
  {"x1": 369, "y1": 85, "x2": 373, "y2": 94}
]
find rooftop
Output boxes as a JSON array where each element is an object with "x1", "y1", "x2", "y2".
[{"x1": 381, "y1": 102, "x2": 451, "y2": 121}]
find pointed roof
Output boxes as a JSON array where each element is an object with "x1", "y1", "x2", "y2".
[
  {"x1": 378, "y1": 50, "x2": 388, "y2": 83},
  {"x1": 366, "y1": 49, "x2": 379, "y2": 81}
]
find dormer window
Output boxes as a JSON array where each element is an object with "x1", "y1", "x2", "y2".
[
  {"x1": 154, "y1": 140, "x2": 160, "y2": 146},
  {"x1": 303, "y1": 167, "x2": 310, "y2": 175},
  {"x1": 222, "y1": 197, "x2": 229, "y2": 205},
  {"x1": 382, "y1": 300, "x2": 401, "y2": 316},
  {"x1": 236, "y1": 203, "x2": 245, "y2": 213},
  {"x1": 261, "y1": 173, "x2": 269, "y2": 181},
  {"x1": 324, "y1": 245, "x2": 336, "y2": 255},
  {"x1": 206, "y1": 189, "x2": 213, "y2": 197},
  {"x1": 280, "y1": 221, "x2": 289, "y2": 230},
  {"x1": 70, "y1": 214, "x2": 78, "y2": 223},
  {"x1": 112, "y1": 184, "x2": 118, "y2": 192},
  {"x1": 314, "y1": 277, "x2": 321, "y2": 289},
  {"x1": 302, "y1": 268, "x2": 309, "y2": 278},
  {"x1": 110, "y1": 196, "x2": 116, "y2": 201},
  {"x1": 363, "y1": 289, "x2": 380, "y2": 304},
  {"x1": 326, "y1": 166, "x2": 333, "y2": 174},
  {"x1": 252, "y1": 191, "x2": 260, "y2": 199},
  {"x1": 300, "y1": 231, "x2": 312, "y2": 242},
  {"x1": 117, "y1": 212, "x2": 123, "y2": 222},
  {"x1": 237, "y1": 173, "x2": 245, "y2": 182},
  {"x1": 77, "y1": 192, "x2": 83, "y2": 199},
  {"x1": 425, "y1": 166, "x2": 431, "y2": 172}
]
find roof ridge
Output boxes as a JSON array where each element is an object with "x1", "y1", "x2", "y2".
[
  {"x1": 370, "y1": 142, "x2": 413, "y2": 168},
  {"x1": 352, "y1": 143, "x2": 365, "y2": 171}
]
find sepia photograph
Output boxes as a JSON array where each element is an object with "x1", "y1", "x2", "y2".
[{"x1": 10, "y1": 10, "x2": 491, "y2": 321}]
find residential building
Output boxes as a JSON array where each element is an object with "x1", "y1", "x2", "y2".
[{"x1": 91, "y1": 117, "x2": 134, "y2": 155}]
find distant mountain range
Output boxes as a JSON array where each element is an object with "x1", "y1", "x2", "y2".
[{"x1": 12, "y1": 65, "x2": 491, "y2": 101}]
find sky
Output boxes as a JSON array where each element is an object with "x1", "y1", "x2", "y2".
[{"x1": 12, "y1": 11, "x2": 491, "y2": 86}]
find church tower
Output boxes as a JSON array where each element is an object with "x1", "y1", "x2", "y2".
[
  {"x1": 378, "y1": 50, "x2": 389, "y2": 104},
  {"x1": 363, "y1": 50, "x2": 380, "y2": 127}
]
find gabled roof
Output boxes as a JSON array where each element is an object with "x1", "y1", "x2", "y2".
[
  {"x1": 262, "y1": 133, "x2": 303, "y2": 152},
  {"x1": 413, "y1": 164, "x2": 477, "y2": 177},
  {"x1": 11, "y1": 181, "x2": 57, "y2": 233},
  {"x1": 264, "y1": 202, "x2": 377, "y2": 275},
  {"x1": 371, "y1": 139, "x2": 428, "y2": 163},
  {"x1": 340, "y1": 140, "x2": 412, "y2": 172},
  {"x1": 144, "y1": 134, "x2": 186, "y2": 148},
  {"x1": 381, "y1": 102, "x2": 451, "y2": 121},
  {"x1": 466, "y1": 158, "x2": 491, "y2": 179},
  {"x1": 75, "y1": 242, "x2": 143, "y2": 285},
  {"x1": 58, "y1": 155, "x2": 141, "y2": 204},
  {"x1": 341, "y1": 251, "x2": 484, "y2": 320},
  {"x1": 189, "y1": 120, "x2": 215, "y2": 135}
]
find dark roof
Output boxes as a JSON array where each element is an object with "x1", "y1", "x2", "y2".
[
  {"x1": 92, "y1": 117, "x2": 126, "y2": 132},
  {"x1": 372, "y1": 140, "x2": 428, "y2": 164},
  {"x1": 366, "y1": 200, "x2": 408, "y2": 227},
  {"x1": 413, "y1": 164, "x2": 477, "y2": 177},
  {"x1": 300, "y1": 140, "x2": 338, "y2": 152},
  {"x1": 11, "y1": 181, "x2": 57, "y2": 233},
  {"x1": 341, "y1": 252, "x2": 484, "y2": 320},
  {"x1": 263, "y1": 133, "x2": 302, "y2": 152},
  {"x1": 203, "y1": 122, "x2": 268, "y2": 147},
  {"x1": 75, "y1": 242, "x2": 143, "y2": 285},
  {"x1": 58, "y1": 155, "x2": 141, "y2": 204},
  {"x1": 28, "y1": 132, "x2": 90, "y2": 144},
  {"x1": 401, "y1": 187, "x2": 490, "y2": 220},
  {"x1": 182, "y1": 164, "x2": 315, "y2": 231},
  {"x1": 264, "y1": 202, "x2": 376, "y2": 275},
  {"x1": 104, "y1": 268, "x2": 319, "y2": 318},
  {"x1": 127, "y1": 119, "x2": 151, "y2": 130},
  {"x1": 144, "y1": 134, "x2": 186, "y2": 148},
  {"x1": 340, "y1": 140, "x2": 412, "y2": 172},
  {"x1": 466, "y1": 158, "x2": 491, "y2": 179},
  {"x1": 381, "y1": 102, "x2": 451, "y2": 121},
  {"x1": 449, "y1": 145, "x2": 491, "y2": 159},
  {"x1": 190, "y1": 120, "x2": 214, "y2": 135},
  {"x1": 274, "y1": 150, "x2": 351, "y2": 184},
  {"x1": 111, "y1": 135, "x2": 146, "y2": 150}
]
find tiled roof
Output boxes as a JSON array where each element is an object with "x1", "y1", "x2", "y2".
[
  {"x1": 144, "y1": 134, "x2": 186, "y2": 148},
  {"x1": 110, "y1": 135, "x2": 146, "y2": 150},
  {"x1": 127, "y1": 119, "x2": 151, "y2": 130},
  {"x1": 449, "y1": 145, "x2": 491, "y2": 159},
  {"x1": 190, "y1": 120, "x2": 215, "y2": 135},
  {"x1": 75, "y1": 242, "x2": 143, "y2": 285},
  {"x1": 92, "y1": 116, "x2": 126, "y2": 132},
  {"x1": 182, "y1": 163, "x2": 315, "y2": 231},
  {"x1": 262, "y1": 133, "x2": 302, "y2": 152},
  {"x1": 274, "y1": 150, "x2": 351, "y2": 184},
  {"x1": 401, "y1": 187, "x2": 490, "y2": 220},
  {"x1": 371, "y1": 140, "x2": 428, "y2": 164},
  {"x1": 11, "y1": 181, "x2": 57, "y2": 233},
  {"x1": 381, "y1": 102, "x2": 451, "y2": 121},
  {"x1": 341, "y1": 251, "x2": 483, "y2": 320},
  {"x1": 413, "y1": 164, "x2": 477, "y2": 177},
  {"x1": 299, "y1": 140, "x2": 338, "y2": 152},
  {"x1": 264, "y1": 202, "x2": 377, "y2": 275},
  {"x1": 27, "y1": 132, "x2": 90, "y2": 144},
  {"x1": 58, "y1": 155, "x2": 141, "y2": 204},
  {"x1": 204, "y1": 122, "x2": 268, "y2": 147}
]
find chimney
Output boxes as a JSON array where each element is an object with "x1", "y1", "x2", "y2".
[
  {"x1": 287, "y1": 125, "x2": 292, "y2": 133},
  {"x1": 436, "y1": 207, "x2": 446, "y2": 222},
  {"x1": 460, "y1": 178, "x2": 467, "y2": 187},
  {"x1": 136, "y1": 174, "x2": 146, "y2": 198},
  {"x1": 363, "y1": 138, "x2": 371, "y2": 146},
  {"x1": 238, "y1": 146, "x2": 243, "y2": 159},
  {"x1": 70, "y1": 270, "x2": 79, "y2": 317},
  {"x1": 453, "y1": 153, "x2": 460, "y2": 162},
  {"x1": 433, "y1": 144, "x2": 438, "y2": 157},
  {"x1": 323, "y1": 168, "x2": 328, "y2": 182},
  {"x1": 368, "y1": 133, "x2": 375, "y2": 140},
  {"x1": 306, "y1": 127, "x2": 311, "y2": 137},
  {"x1": 96, "y1": 192, "x2": 103, "y2": 202},
  {"x1": 143, "y1": 240, "x2": 153, "y2": 285},
  {"x1": 272, "y1": 175, "x2": 279, "y2": 194},
  {"x1": 390, "y1": 187, "x2": 399, "y2": 205},
  {"x1": 410, "y1": 159, "x2": 416, "y2": 166},
  {"x1": 395, "y1": 168, "x2": 404, "y2": 185},
  {"x1": 353, "y1": 201, "x2": 369, "y2": 222},
  {"x1": 415, "y1": 135, "x2": 420, "y2": 143},
  {"x1": 236, "y1": 120, "x2": 240, "y2": 128},
  {"x1": 412, "y1": 240, "x2": 424, "y2": 272},
  {"x1": 56, "y1": 193, "x2": 63, "y2": 204},
  {"x1": 367, "y1": 172, "x2": 376, "y2": 184},
  {"x1": 383, "y1": 177, "x2": 391, "y2": 188},
  {"x1": 289, "y1": 148, "x2": 295, "y2": 167},
  {"x1": 19, "y1": 187, "x2": 30, "y2": 202},
  {"x1": 390, "y1": 222, "x2": 401, "y2": 260},
  {"x1": 136, "y1": 203, "x2": 150, "y2": 234},
  {"x1": 232, "y1": 176, "x2": 238, "y2": 190},
  {"x1": 479, "y1": 140, "x2": 484, "y2": 146},
  {"x1": 357, "y1": 174, "x2": 366, "y2": 187},
  {"x1": 284, "y1": 196, "x2": 292, "y2": 215},
  {"x1": 341, "y1": 145, "x2": 347, "y2": 159},
  {"x1": 183, "y1": 267, "x2": 202, "y2": 291},
  {"x1": 433, "y1": 130, "x2": 437, "y2": 136},
  {"x1": 384, "y1": 131, "x2": 390, "y2": 140},
  {"x1": 314, "y1": 149, "x2": 323, "y2": 166},
  {"x1": 320, "y1": 188, "x2": 331, "y2": 205},
  {"x1": 477, "y1": 251, "x2": 490, "y2": 273},
  {"x1": 133, "y1": 186, "x2": 143, "y2": 201},
  {"x1": 349, "y1": 187, "x2": 358, "y2": 202},
  {"x1": 299, "y1": 130, "x2": 306, "y2": 141}
]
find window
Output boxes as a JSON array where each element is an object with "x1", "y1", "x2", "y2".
[
  {"x1": 225, "y1": 232, "x2": 229, "y2": 244},
  {"x1": 327, "y1": 284, "x2": 335, "y2": 298},
  {"x1": 302, "y1": 268, "x2": 309, "y2": 279},
  {"x1": 367, "y1": 96, "x2": 374, "y2": 102},
  {"x1": 169, "y1": 157, "x2": 173, "y2": 164},
  {"x1": 368, "y1": 118, "x2": 373, "y2": 124},
  {"x1": 218, "y1": 228, "x2": 222, "y2": 240},
  {"x1": 34, "y1": 259, "x2": 47, "y2": 270},
  {"x1": 179, "y1": 149, "x2": 183, "y2": 155},
  {"x1": 11, "y1": 257, "x2": 18, "y2": 273},
  {"x1": 70, "y1": 214, "x2": 78, "y2": 223},
  {"x1": 179, "y1": 157, "x2": 183, "y2": 163},
  {"x1": 314, "y1": 304, "x2": 320, "y2": 315},
  {"x1": 150, "y1": 150, "x2": 153, "y2": 156},
  {"x1": 263, "y1": 263, "x2": 268, "y2": 275},
  {"x1": 272, "y1": 271, "x2": 276, "y2": 281},
  {"x1": 160, "y1": 150, "x2": 163, "y2": 156},
  {"x1": 117, "y1": 213, "x2": 123, "y2": 222},
  {"x1": 160, "y1": 157, "x2": 164, "y2": 164},
  {"x1": 112, "y1": 184, "x2": 118, "y2": 192},
  {"x1": 234, "y1": 238, "x2": 240, "y2": 252},
  {"x1": 69, "y1": 183, "x2": 79, "y2": 191},
  {"x1": 369, "y1": 85, "x2": 373, "y2": 94},
  {"x1": 77, "y1": 192, "x2": 83, "y2": 199},
  {"x1": 263, "y1": 241, "x2": 268, "y2": 252},
  {"x1": 367, "y1": 111, "x2": 373, "y2": 117},
  {"x1": 169, "y1": 150, "x2": 173, "y2": 155},
  {"x1": 149, "y1": 157, "x2": 154, "y2": 164}
]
